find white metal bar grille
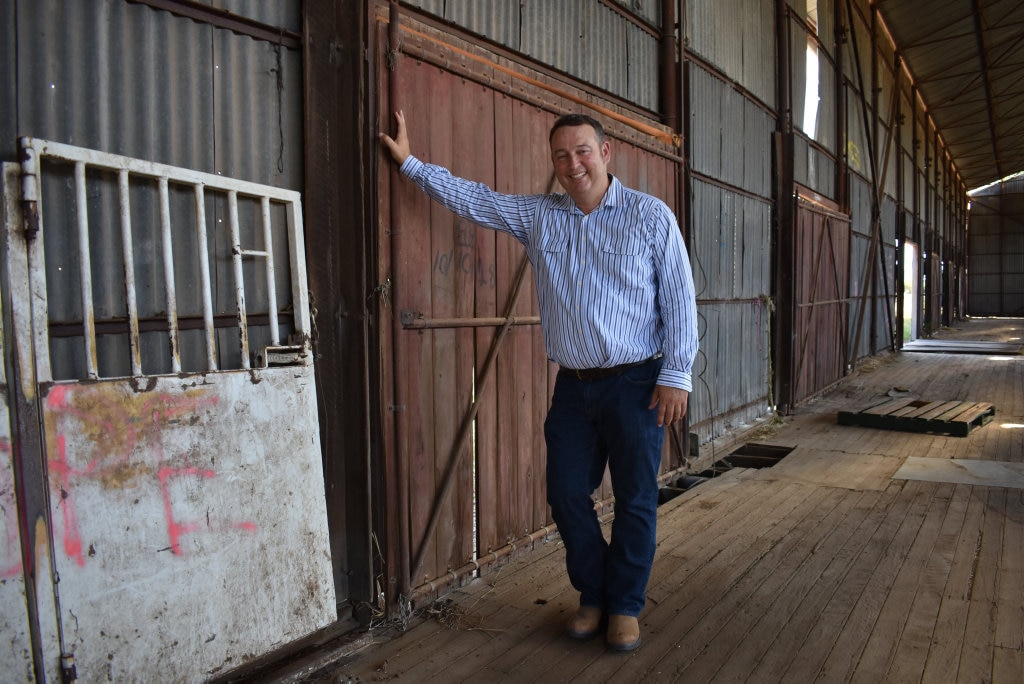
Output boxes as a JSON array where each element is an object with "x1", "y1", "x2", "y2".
[
  {"x1": 227, "y1": 190, "x2": 250, "y2": 370},
  {"x1": 74, "y1": 161, "x2": 99, "y2": 379},
  {"x1": 19, "y1": 137, "x2": 309, "y2": 379},
  {"x1": 119, "y1": 169, "x2": 143, "y2": 377},
  {"x1": 158, "y1": 176, "x2": 182, "y2": 373},
  {"x1": 193, "y1": 184, "x2": 218, "y2": 371},
  {"x1": 260, "y1": 196, "x2": 280, "y2": 346}
]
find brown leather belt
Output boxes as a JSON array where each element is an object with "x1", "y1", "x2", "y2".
[{"x1": 559, "y1": 354, "x2": 662, "y2": 381}]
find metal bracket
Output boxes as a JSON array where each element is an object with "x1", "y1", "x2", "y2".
[
  {"x1": 19, "y1": 138, "x2": 40, "y2": 241},
  {"x1": 256, "y1": 344, "x2": 308, "y2": 368},
  {"x1": 399, "y1": 309, "x2": 422, "y2": 327}
]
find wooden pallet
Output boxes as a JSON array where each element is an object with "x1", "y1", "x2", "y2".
[{"x1": 837, "y1": 397, "x2": 996, "y2": 437}]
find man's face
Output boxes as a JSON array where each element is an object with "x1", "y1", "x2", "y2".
[{"x1": 550, "y1": 124, "x2": 611, "y2": 210}]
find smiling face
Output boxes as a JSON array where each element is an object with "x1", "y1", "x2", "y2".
[{"x1": 549, "y1": 123, "x2": 611, "y2": 214}]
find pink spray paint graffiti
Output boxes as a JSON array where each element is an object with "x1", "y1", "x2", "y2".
[
  {"x1": 156, "y1": 465, "x2": 257, "y2": 555},
  {"x1": 45, "y1": 384, "x2": 257, "y2": 565}
]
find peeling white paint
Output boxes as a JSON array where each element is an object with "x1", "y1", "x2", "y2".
[{"x1": 41, "y1": 368, "x2": 335, "y2": 681}]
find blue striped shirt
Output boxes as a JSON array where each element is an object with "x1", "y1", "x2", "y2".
[{"x1": 401, "y1": 155, "x2": 698, "y2": 392}]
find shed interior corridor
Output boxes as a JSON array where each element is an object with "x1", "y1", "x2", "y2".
[{"x1": 252, "y1": 317, "x2": 1024, "y2": 682}]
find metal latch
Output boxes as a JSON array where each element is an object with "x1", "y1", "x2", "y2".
[{"x1": 256, "y1": 345, "x2": 308, "y2": 368}]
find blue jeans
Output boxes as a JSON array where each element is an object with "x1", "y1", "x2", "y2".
[{"x1": 544, "y1": 357, "x2": 665, "y2": 617}]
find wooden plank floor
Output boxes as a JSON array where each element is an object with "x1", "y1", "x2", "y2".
[{"x1": 299, "y1": 318, "x2": 1024, "y2": 683}]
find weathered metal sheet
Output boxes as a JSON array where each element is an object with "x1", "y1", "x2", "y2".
[
  {"x1": 5, "y1": 130, "x2": 329, "y2": 677},
  {"x1": 687, "y1": 0, "x2": 775, "y2": 107},
  {"x1": 849, "y1": 173, "x2": 872, "y2": 237},
  {"x1": 744, "y1": 99, "x2": 775, "y2": 197},
  {"x1": 624, "y1": 14, "x2": 660, "y2": 107},
  {"x1": 691, "y1": 181, "x2": 772, "y2": 301},
  {"x1": 615, "y1": 0, "x2": 662, "y2": 26},
  {"x1": 968, "y1": 188, "x2": 1024, "y2": 315},
  {"x1": 208, "y1": 0, "x2": 301, "y2": 31},
  {"x1": 689, "y1": 64, "x2": 774, "y2": 198},
  {"x1": 7, "y1": 0, "x2": 301, "y2": 189},
  {"x1": 1, "y1": 163, "x2": 65, "y2": 684},
  {"x1": 688, "y1": 179, "x2": 772, "y2": 439},
  {"x1": 793, "y1": 137, "x2": 836, "y2": 198},
  {"x1": 41, "y1": 369, "x2": 335, "y2": 681},
  {"x1": 689, "y1": 66, "x2": 723, "y2": 180},
  {"x1": 5, "y1": 0, "x2": 304, "y2": 384},
  {"x1": 406, "y1": 0, "x2": 662, "y2": 112},
  {"x1": 687, "y1": 59, "x2": 773, "y2": 439},
  {"x1": 688, "y1": 299, "x2": 772, "y2": 438},
  {"x1": 0, "y1": 259, "x2": 34, "y2": 681},
  {"x1": 973, "y1": 173, "x2": 1024, "y2": 196},
  {"x1": 439, "y1": 0, "x2": 521, "y2": 48}
]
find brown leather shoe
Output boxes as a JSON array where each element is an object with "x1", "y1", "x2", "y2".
[
  {"x1": 565, "y1": 605, "x2": 603, "y2": 639},
  {"x1": 606, "y1": 614, "x2": 642, "y2": 652}
]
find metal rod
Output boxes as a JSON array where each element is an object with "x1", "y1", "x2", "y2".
[
  {"x1": 228, "y1": 190, "x2": 250, "y2": 369},
  {"x1": 409, "y1": 252, "x2": 532, "y2": 587},
  {"x1": 409, "y1": 523, "x2": 558, "y2": 605},
  {"x1": 20, "y1": 138, "x2": 300, "y2": 202},
  {"x1": 118, "y1": 169, "x2": 142, "y2": 376},
  {"x1": 74, "y1": 162, "x2": 99, "y2": 378},
  {"x1": 659, "y1": 0, "x2": 678, "y2": 131},
  {"x1": 193, "y1": 184, "x2": 218, "y2": 370},
  {"x1": 261, "y1": 197, "x2": 280, "y2": 346},
  {"x1": 158, "y1": 177, "x2": 181, "y2": 372},
  {"x1": 47, "y1": 311, "x2": 275, "y2": 337},
  {"x1": 285, "y1": 199, "x2": 311, "y2": 337},
  {"x1": 18, "y1": 137, "x2": 306, "y2": 379},
  {"x1": 400, "y1": 315, "x2": 540, "y2": 330}
]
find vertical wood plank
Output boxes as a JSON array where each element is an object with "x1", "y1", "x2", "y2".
[
  {"x1": 403, "y1": 59, "x2": 438, "y2": 586},
  {"x1": 427, "y1": 64, "x2": 458, "y2": 577},
  {"x1": 473, "y1": 89, "x2": 500, "y2": 557}
]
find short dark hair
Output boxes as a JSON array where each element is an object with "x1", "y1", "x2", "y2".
[{"x1": 549, "y1": 113, "x2": 606, "y2": 145}]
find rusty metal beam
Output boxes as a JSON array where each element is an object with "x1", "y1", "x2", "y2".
[
  {"x1": 126, "y1": 0, "x2": 301, "y2": 48},
  {"x1": 399, "y1": 313, "x2": 539, "y2": 329},
  {"x1": 408, "y1": 252, "x2": 532, "y2": 590}
]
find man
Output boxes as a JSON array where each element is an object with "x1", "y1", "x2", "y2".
[{"x1": 379, "y1": 110, "x2": 698, "y2": 651}]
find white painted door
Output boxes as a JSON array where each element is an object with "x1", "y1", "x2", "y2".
[{"x1": 2, "y1": 140, "x2": 335, "y2": 681}]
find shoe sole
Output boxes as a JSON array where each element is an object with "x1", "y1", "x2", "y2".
[
  {"x1": 565, "y1": 627, "x2": 601, "y2": 640},
  {"x1": 607, "y1": 636, "x2": 642, "y2": 652}
]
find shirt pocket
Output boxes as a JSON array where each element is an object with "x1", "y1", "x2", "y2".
[
  {"x1": 537, "y1": 224, "x2": 570, "y2": 253},
  {"x1": 600, "y1": 233, "x2": 646, "y2": 256}
]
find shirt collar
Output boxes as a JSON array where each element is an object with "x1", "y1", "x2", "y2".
[{"x1": 555, "y1": 174, "x2": 621, "y2": 214}]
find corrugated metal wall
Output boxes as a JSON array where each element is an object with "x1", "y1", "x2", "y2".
[
  {"x1": 841, "y1": 0, "x2": 947, "y2": 353},
  {"x1": 684, "y1": 0, "x2": 776, "y2": 437},
  {"x1": 687, "y1": 0, "x2": 776, "y2": 109},
  {"x1": 2, "y1": 0, "x2": 304, "y2": 376},
  {"x1": 404, "y1": 0, "x2": 662, "y2": 111},
  {"x1": 969, "y1": 181, "x2": 1024, "y2": 315},
  {"x1": 3, "y1": 0, "x2": 301, "y2": 186},
  {"x1": 0, "y1": 2, "x2": 352, "y2": 677}
]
